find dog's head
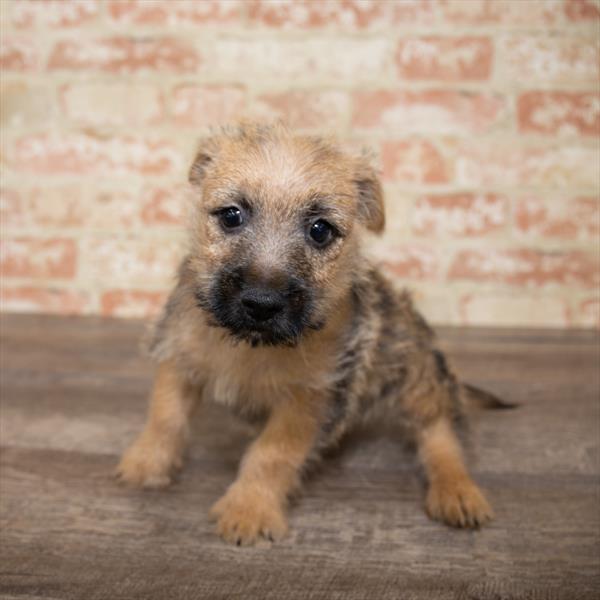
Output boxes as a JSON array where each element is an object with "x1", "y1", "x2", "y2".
[{"x1": 188, "y1": 123, "x2": 385, "y2": 347}]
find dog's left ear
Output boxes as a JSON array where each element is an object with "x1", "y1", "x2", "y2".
[
  {"x1": 188, "y1": 136, "x2": 221, "y2": 186},
  {"x1": 354, "y1": 161, "x2": 385, "y2": 234}
]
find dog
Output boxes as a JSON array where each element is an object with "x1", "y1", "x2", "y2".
[{"x1": 117, "y1": 123, "x2": 505, "y2": 545}]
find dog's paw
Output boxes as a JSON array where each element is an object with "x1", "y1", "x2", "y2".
[
  {"x1": 426, "y1": 478, "x2": 493, "y2": 529},
  {"x1": 210, "y1": 483, "x2": 288, "y2": 546},
  {"x1": 116, "y1": 436, "x2": 182, "y2": 489}
]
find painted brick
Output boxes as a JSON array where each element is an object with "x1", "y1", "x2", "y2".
[
  {"x1": 352, "y1": 90, "x2": 505, "y2": 135},
  {"x1": 172, "y1": 85, "x2": 246, "y2": 127},
  {"x1": 100, "y1": 290, "x2": 167, "y2": 318},
  {"x1": 575, "y1": 298, "x2": 600, "y2": 328},
  {"x1": 247, "y1": 0, "x2": 435, "y2": 29},
  {"x1": 382, "y1": 245, "x2": 438, "y2": 280},
  {"x1": 439, "y1": 0, "x2": 563, "y2": 25},
  {"x1": 0, "y1": 38, "x2": 38, "y2": 71},
  {"x1": 10, "y1": 0, "x2": 100, "y2": 28},
  {"x1": 382, "y1": 140, "x2": 450, "y2": 184},
  {"x1": 48, "y1": 37, "x2": 200, "y2": 74},
  {"x1": 514, "y1": 197, "x2": 600, "y2": 240},
  {"x1": 140, "y1": 187, "x2": 186, "y2": 227},
  {"x1": 1, "y1": 186, "x2": 86, "y2": 230},
  {"x1": 0, "y1": 188, "x2": 24, "y2": 229},
  {"x1": 0, "y1": 286, "x2": 88, "y2": 315},
  {"x1": 499, "y1": 35, "x2": 599, "y2": 84},
  {"x1": 61, "y1": 83, "x2": 164, "y2": 127},
  {"x1": 564, "y1": 0, "x2": 600, "y2": 21},
  {"x1": 453, "y1": 140, "x2": 600, "y2": 188},
  {"x1": 210, "y1": 38, "x2": 390, "y2": 82},
  {"x1": 0, "y1": 238, "x2": 77, "y2": 278},
  {"x1": 449, "y1": 249, "x2": 600, "y2": 288},
  {"x1": 518, "y1": 91, "x2": 600, "y2": 136},
  {"x1": 412, "y1": 193, "x2": 507, "y2": 236},
  {"x1": 28, "y1": 186, "x2": 86, "y2": 228},
  {"x1": 82, "y1": 238, "x2": 181, "y2": 285},
  {"x1": 1, "y1": 82, "x2": 56, "y2": 128},
  {"x1": 9, "y1": 133, "x2": 181, "y2": 176},
  {"x1": 396, "y1": 37, "x2": 493, "y2": 81},
  {"x1": 107, "y1": 0, "x2": 242, "y2": 25},
  {"x1": 251, "y1": 90, "x2": 351, "y2": 129},
  {"x1": 459, "y1": 293, "x2": 569, "y2": 327}
]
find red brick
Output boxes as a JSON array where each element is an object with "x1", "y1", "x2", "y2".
[
  {"x1": 0, "y1": 286, "x2": 88, "y2": 315},
  {"x1": 453, "y1": 140, "x2": 599, "y2": 188},
  {"x1": 514, "y1": 197, "x2": 600, "y2": 240},
  {"x1": 565, "y1": 0, "x2": 600, "y2": 21},
  {"x1": 9, "y1": 133, "x2": 180, "y2": 176},
  {"x1": 251, "y1": 90, "x2": 351, "y2": 129},
  {"x1": 382, "y1": 140, "x2": 450, "y2": 184},
  {"x1": 101, "y1": 290, "x2": 167, "y2": 318},
  {"x1": 499, "y1": 35, "x2": 599, "y2": 84},
  {"x1": 11, "y1": 0, "x2": 100, "y2": 28},
  {"x1": 247, "y1": 0, "x2": 435, "y2": 29},
  {"x1": 383, "y1": 245, "x2": 438, "y2": 280},
  {"x1": 61, "y1": 83, "x2": 164, "y2": 126},
  {"x1": 396, "y1": 37, "x2": 493, "y2": 81},
  {"x1": 140, "y1": 188, "x2": 186, "y2": 226},
  {"x1": 412, "y1": 194, "x2": 508, "y2": 236},
  {"x1": 459, "y1": 293, "x2": 570, "y2": 327},
  {"x1": 172, "y1": 85, "x2": 246, "y2": 127},
  {"x1": 0, "y1": 38, "x2": 38, "y2": 71},
  {"x1": 353, "y1": 90, "x2": 504, "y2": 134},
  {"x1": 48, "y1": 37, "x2": 200, "y2": 74},
  {"x1": 0, "y1": 238, "x2": 77, "y2": 278},
  {"x1": 439, "y1": 0, "x2": 563, "y2": 25},
  {"x1": 82, "y1": 238, "x2": 181, "y2": 285},
  {"x1": 107, "y1": 0, "x2": 241, "y2": 25},
  {"x1": 518, "y1": 91, "x2": 599, "y2": 136},
  {"x1": 449, "y1": 249, "x2": 599, "y2": 288}
]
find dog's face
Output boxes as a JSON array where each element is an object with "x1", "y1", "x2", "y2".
[{"x1": 188, "y1": 125, "x2": 384, "y2": 347}]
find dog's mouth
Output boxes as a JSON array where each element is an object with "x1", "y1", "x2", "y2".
[{"x1": 195, "y1": 273, "x2": 319, "y2": 348}]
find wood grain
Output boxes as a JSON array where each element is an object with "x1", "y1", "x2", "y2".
[{"x1": 1, "y1": 314, "x2": 599, "y2": 599}]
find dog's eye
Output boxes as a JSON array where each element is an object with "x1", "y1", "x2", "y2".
[
  {"x1": 309, "y1": 219, "x2": 335, "y2": 247},
  {"x1": 219, "y1": 207, "x2": 243, "y2": 230}
]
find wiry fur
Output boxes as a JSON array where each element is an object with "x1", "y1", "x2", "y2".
[{"x1": 117, "y1": 123, "x2": 495, "y2": 545}]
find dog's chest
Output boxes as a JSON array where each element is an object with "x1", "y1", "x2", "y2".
[{"x1": 188, "y1": 331, "x2": 333, "y2": 412}]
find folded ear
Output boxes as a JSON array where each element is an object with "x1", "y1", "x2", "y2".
[
  {"x1": 354, "y1": 161, "x2": 385, "y2": 234},
  {"x1": 188, "y1": 137, "x2": 220, "y2": 186}
]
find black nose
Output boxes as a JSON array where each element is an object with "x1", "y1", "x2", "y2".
[{"x1": 240, "y1": 289, "x2": 285, "y2": 322}]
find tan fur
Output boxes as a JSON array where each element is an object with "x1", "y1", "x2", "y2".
[{"x1": 117, "y1": 123, "x2": 494, "y2": 545}]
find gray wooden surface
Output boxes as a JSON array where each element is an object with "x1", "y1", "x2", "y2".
[{"x1": 0, "y1": 314, "x2": 598, "y2": 599}]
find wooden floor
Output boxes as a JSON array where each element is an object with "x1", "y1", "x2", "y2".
[{"x1": 0, "y1": 314, "x2": 598, "y2": 600}]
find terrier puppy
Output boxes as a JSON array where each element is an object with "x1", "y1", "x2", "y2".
[{"x1": 117, "y1": 123, "x2": 497, "y2": 545}]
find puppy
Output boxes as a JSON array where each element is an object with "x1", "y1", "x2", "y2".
[{"x1": 117, "y1": 123, "x2": 496, "y2": 545}]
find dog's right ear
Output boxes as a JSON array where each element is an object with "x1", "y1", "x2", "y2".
[{"x1": 188, "y1": 137, "x2": 220, "y2": 186}]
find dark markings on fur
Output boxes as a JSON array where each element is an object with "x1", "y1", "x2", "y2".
[
  {"x1": 432, "y1": 349, "x2": 450, "y2": 382},
  {"x1": 320, "y1": 284, "x2": 365, "y2": 440}
]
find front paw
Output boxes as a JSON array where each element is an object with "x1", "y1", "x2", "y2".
[
  {"x1": 116, "y1": 434, "x2": 183, "y2": 489},
  {"x1": 426, "y1": 477, "x2": 493, "y2": 529},
  {"x1": 210, "y1": 483, "x2": 288, "y2": 546}
]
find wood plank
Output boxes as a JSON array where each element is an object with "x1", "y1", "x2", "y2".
[{"x1": 0, "y1": 314, "x2": 599, "y2": 599}]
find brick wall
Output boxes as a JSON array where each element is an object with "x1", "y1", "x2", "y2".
[{"x1": 1, "y1": 0, "x2": 598, "y2": 328}]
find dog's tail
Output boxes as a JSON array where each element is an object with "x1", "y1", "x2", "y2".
[{"x1": 462, "y1": 383, "x2": 518, "y2": 410}]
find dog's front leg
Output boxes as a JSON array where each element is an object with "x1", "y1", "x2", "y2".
[
  {"x1": 211, "y1": 390, "x2": 322, "y2": 546},
  {"x1": 117, "y1": 360, "x2": 197, "y2": 488}
]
